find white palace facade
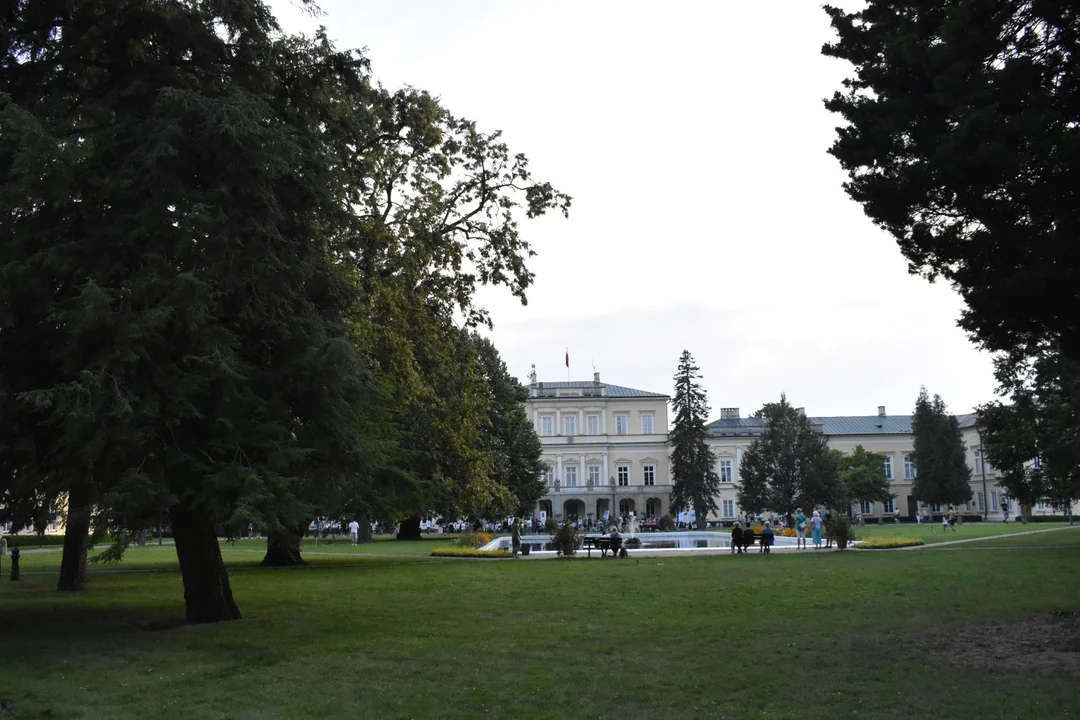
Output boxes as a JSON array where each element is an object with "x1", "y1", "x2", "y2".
[{"x1": 527, "y1": 373, "x2": 1071, "y2": 524}]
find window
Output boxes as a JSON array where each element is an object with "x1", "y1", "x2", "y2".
[
  {"x1": 617, "y1": 465, "x2": 629, "y2": 486},
  {"x1": 619, "y1": 500, "x2": 633, "y2": 516},
  {"x1": 903, "y1": 455, "x2": 915, "y2": 480},
  {"x1": 719, "y1": 459, "x2": 733, "y2": 483},
  {"x1": 587, "y1": 465, "x2": 601, "y2": 486},
  {"x1": 860, "y1": 501, "x2": 873, "y2": 515},
  {"x1": 586, "y1": 414, "x2": 599, "y2": 436},
  {"x1": 931, "y1": 503, "x2": 943, "y2": 513},
  {"x1": 541, "y1": 416, "x2": 553, "y2": 437},
  {"x1": 615, "y1": 414, "x2": 629, "y2": 435},
  {"x1": 1032, "y1": 456, "x2": 1041, "y2": 470},
  {"x1": 543, "y1": 468, "x2": 554, "y2": 486},
  {"x1": 973, "y1": 449, "x2": 983, "y2": 475},
  {"x1": 883, "y1": 498, "x2": 896, "y2": 514},
  {"x1": 641, "y1": 414, "x2": 654, "y2": 434},
  {"x1": 884, "y1": 456, "x2": 894, "y2": 480},
  {"x1": 977, "y1": 492, "x2": 985, "y2": 512},
  {"x1": 991, "y1": 491, "x2": 999, "y2": 511},
  {"x1": 643, "y1": 465, "x2": 655, "y2": 486},
  {"x1": 563, "y1": 415, "x2": 576, "y2": 437},
  {"x1": 564, "y1": 466, "x2": 577, "y2": 488},
  {"x1": 722, "y1": 500, "x2": 735, "y2": 518}
]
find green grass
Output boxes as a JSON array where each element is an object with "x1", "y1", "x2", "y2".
[
  {"x1": 2, "y1": 529, "x2": 1079, "y2": 719},
  {"x1": 852, "y1": 520, "x2": 1070, "y2": 544}
]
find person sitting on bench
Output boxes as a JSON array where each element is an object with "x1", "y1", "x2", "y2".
[
  {"x1": 741, "y1": 526, "x2": 755, "y2": 553},
  {"x1": 731, "y1": 523, "x2": 743, "y2": 554}
]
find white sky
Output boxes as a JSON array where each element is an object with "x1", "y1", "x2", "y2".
[{"x1": 270, "y1": 0, "x2": 999, "y2": 418}]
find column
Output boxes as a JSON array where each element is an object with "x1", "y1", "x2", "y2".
[
  {"x1": 580, "y1": 453, "x2": 586, "y2": 488},
  {"x1": 556, "y1": 408, "x2": 562, "y2": 434},
  {"x1": 556, "y1": 455, "x2": 563, "y2": 484},
  {"x1": 603, "y1": 454, "x2": 609, "y2": 483},
  {"x1": 601, "y1": 409, "x2": 607, "y2": 435},
  {"x1": 735, "y1": 446, "x2": 743, "y2": 476},
  {"x1": 578, "y1": 409, "x2": 584, "y2": 435},
  {"x1": 533, "y1": 409, "x2": 539, "y2": 432}
]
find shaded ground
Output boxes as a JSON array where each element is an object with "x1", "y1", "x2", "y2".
[{"x1": 922, "y1": 611, "x2": 1080, "y2": 676}]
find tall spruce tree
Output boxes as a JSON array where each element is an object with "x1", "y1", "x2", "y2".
[
  {"x1": 668, "y1": 351, "x2": 720, "y2": 530},
  {"x1": 738, "y1": 396, "x2": 841, "y2": 515},
  {"x1": 910, "y1": 388, "x2": 971, "y2": 511}
]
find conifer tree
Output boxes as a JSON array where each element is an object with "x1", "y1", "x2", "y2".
[
  {"x1": 738, "y1": 395, "x2": 841, "y2": 516},
  {"x1": 669, "y1": 351, "x2": 720, "y2": 530},
  {"x1": 911, "y1": 388, "x2": 971, "y2": 511}
]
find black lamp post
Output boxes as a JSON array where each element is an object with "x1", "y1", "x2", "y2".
[{"x1": 609, "y1": 477, "x2": 616, "y2": 525}]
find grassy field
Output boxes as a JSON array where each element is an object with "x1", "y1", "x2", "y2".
[
  {"x1": 851, "y1": 520, "x2": 1071, "y2": 544},
  {"x1": 1, "y1": 528, "x2": 1078, "y2": 719}
]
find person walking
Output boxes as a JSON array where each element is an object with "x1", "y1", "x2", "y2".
[
  {"x1": 824, "y1": 511, "x2": 833, "y2": 549},
  {"x1": 810, "y1": 510, "x2": 824, "y2": 549},
  {"x1": 794, "y1": 508, "x2": 807, "y2": 550},
  {"x1": 760, "y1": 522, "x2": 774, "y2": 554},
  {"x1": 511, "y1": 519, "x2": 522, "y2": 558},
  {"x1": 348, "y1": 518, "x2": 360, "y2": 546}
]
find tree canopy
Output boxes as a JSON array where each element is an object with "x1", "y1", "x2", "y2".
[
  {"x1": 668, "y1": 351, "x2": 720, "y2": 530},
  {"x1": 910, "y1": 388, "x2": 971, "y2": 509},
  {"x1": 823, "y1": 2, "x2": 1080, "y2": 363},
  {"x1": 738, "y1": 395, "x2": 841, "y2": 516},
  {"x1": 834, "y1": 445, "x2": 893, "y2": 510}
]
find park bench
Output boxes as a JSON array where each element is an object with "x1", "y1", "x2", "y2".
[{"x1": 582, "y1": 534, "x2": 623, "y2": 558}]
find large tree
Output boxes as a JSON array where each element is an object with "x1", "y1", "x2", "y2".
[
  {"x1": 668, "y1": 351, "x2": 720, "y2": 530},
  {"x1": 0, "y1": 1, "x2": 394, "y2": 620},
  {"x1": 910, "y1": 388, "x2": 971, "y2": 511},
  {"x1": 979, "y1": 344, "x2": 1080, "y2": 522},
  {"x1": 823, "y1": 2, "x2": 1080, "y2": 363},
  {"x1": 834, "y1": 446, "x2": 893, "y2": 512},
  {"x1": 738, "y1": 395, "x2": 841, "y2": 516}
]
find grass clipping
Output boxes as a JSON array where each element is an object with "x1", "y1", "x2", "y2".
[
  {"x1": 856, "y1": 537, "x2": 925, "y2": 549},
  {"x1": 431, "y1": 548, "x2": 510, "y2": 558}
]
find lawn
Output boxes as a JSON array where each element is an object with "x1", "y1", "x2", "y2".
[
  {"x1": 1, "y1": 529, "x2": 1078, "y2": 719},
  {"x1": 851, "y1": 520, "x2": 1071, "y2": 544}
]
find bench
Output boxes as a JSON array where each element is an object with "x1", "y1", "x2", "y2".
[{"x1": 582, "y1": 534, "x2": 623, "y2": 558}]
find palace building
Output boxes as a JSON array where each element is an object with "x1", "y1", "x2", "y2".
[{"x1": 527, "y1": 372, "x2": 1069, "y2": 524}]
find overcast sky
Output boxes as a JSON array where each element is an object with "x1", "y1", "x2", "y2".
[{"x1": 270, "y1": 0, "x2": 999, "y2": 419}]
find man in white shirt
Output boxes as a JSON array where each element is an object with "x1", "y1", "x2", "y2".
[{"x1": 348, "y1": 519, "x2": 360, "y2": 546}]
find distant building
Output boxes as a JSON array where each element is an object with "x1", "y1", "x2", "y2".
[{"x1": 525, "y1": 367, "x2": 670, "y2": 523}]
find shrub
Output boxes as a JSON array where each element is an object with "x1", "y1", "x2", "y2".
[
  {"x1": 455, "y1": 531, "x2": 483, "y2": 549},
  {"x1": 855, "y1": 537, "x2": 925, "y2": 549},
  {"x1": 780, "y1": 528, "x2": 797, "y2": 537},
  {"x1": 828, "y1": 516, "x2": 856, "y2": 549},
  {"x1": 543, "y1": 517, "x2": 558, "y2": 533},
  {"x1": 657, "y1": 514, "x2": 675, "y2": 531},
  {"x1": 430, "y1": 548, "x2": 511, "y2": 558},
  {"x1": 625, "y1": 537, "x2": 642, "y2": 549},
  {"x1": 2, "y1": 534, "x2": 67, "y2": 548},
  {"x1": 550, "y1": 522, "x2": 581, "y2": 557}
]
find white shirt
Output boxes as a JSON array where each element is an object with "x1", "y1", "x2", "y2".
[{"x1": 348, "y1": 521, "x2": 360, "y2": 534}]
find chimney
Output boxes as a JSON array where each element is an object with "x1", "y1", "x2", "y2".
[
  {"x1": 878, "y1": 405, "x2": 886, "y2": 417},
  {"x1": 593, "y1": 371, "x2": 601, "y2": 385},
  {"x1": 720, "y1": 408, "x2": 740, "y2": 420},
  {"x1": 796, "y1": 407, "x2": 805, "y2": 416}
]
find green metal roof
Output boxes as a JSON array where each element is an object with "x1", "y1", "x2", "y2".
[
  {"x1": 707, "y1": 413, "x2": 978, "y2": 437},
  {"x1": 529, "y1": 381, "x2": 668, "y2": 398}
]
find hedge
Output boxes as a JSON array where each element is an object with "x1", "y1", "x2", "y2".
[
  {"x1": 1, "y1": 534, "x2": 67, "y2": 548},
  {"x1": 854, "y1": 537, "x2": 925, "y2": 549},
  {"x1": 430, "y1": 548, "x2": 510, "y2": 558}
]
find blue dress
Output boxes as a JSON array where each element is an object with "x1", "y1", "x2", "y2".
[{"x1": 811, "y1": 517, "x2": 823, "y2": 544}]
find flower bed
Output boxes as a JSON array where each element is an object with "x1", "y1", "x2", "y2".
[
  {"x1": 430, "y1": 547, "x2": 510, "y2": 558},
  {"x1": 854, "y1": 537, "x2": 924, "y2": 549}
]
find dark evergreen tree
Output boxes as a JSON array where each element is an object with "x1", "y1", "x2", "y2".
[
  {"x1": 1, "y1": 1, "x2": 389, "y2": 620},
  {"x1": 823, "y1": 2, "x2": 1080, "y2": 364},
  {"x1": 910, "y1": 388, "x2": 971, "y2": 511},
  {"x1": 979, "y1": 344, "x2": 1080, "y2": 522},
  {"x1": 668, "y1": 351, "x2": 720, "y2": 530},
  {"x1": 738, "y1": 396, "x2": 841, "y2": 515},
  {"x1": 470, "y1": 334, "x2": 546, "y2": 518}
]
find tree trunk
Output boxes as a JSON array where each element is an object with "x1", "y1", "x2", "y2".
[
  {"x1": 357, "y1": 513, "x2": 372, "y2": 543},
  {"x1": 56, "y1": 485, "x2": 92, "y2": 592},
  {"x1": 171, "y1": 503, "x2": 241, "y2": 623},
  {"x1": 396, "y1": 515, "x2": 422, "y2": 541},
  {"x1": 694, "y1": 505, "x2": 707, "y2": 531},
  {"x1": 261, "y1": 524, "x2": 306, "y2": 567}
]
